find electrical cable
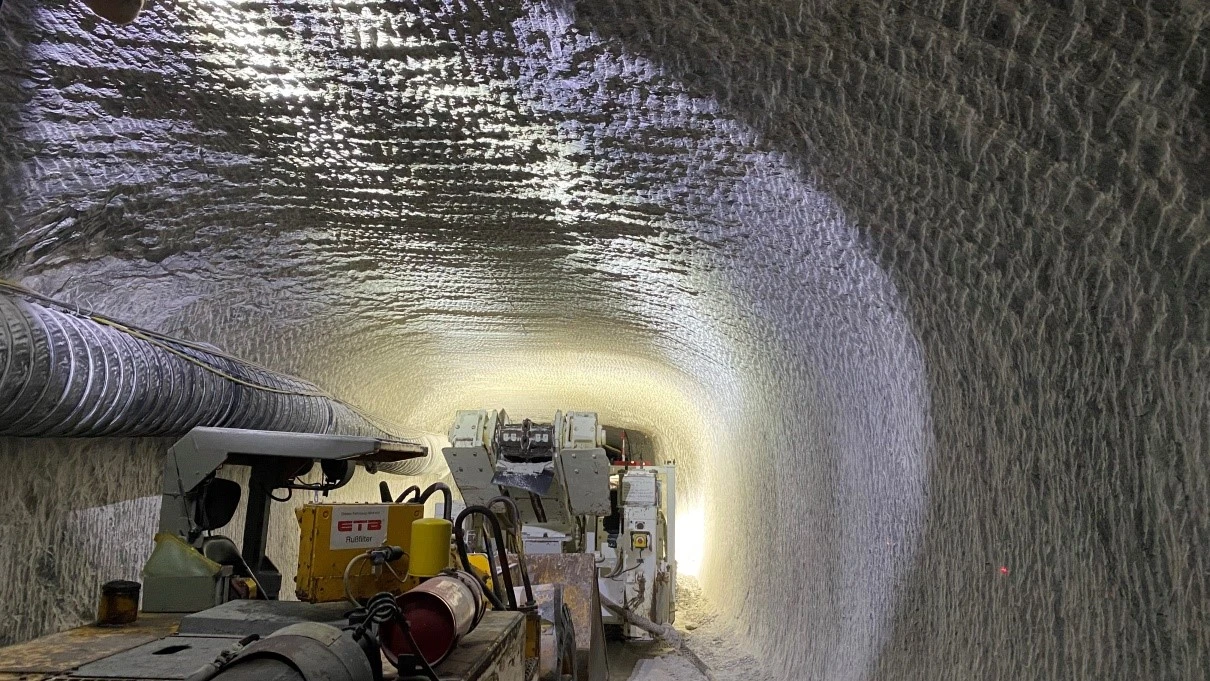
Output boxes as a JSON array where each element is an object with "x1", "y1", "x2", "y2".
[
  {"x1": 0, "y1": 279, "x2": 321, "y2": 392},
  {"x1": 383, "y1": 559, "x2": 406, "y2": 584},
  {"x1": 90, "y1": 316, "x2": 330, "y2": 397},
  {"x1": 229, "y1": 551, "x2": 270, "y2": 600},
  {"x1": 361, "y1": 592, "x2": 401, "y2": 627},
  {"x1": 398, "y1": 618, "x2": 440, "y2": 681},
  {"x1": 287, "y1": 476, "x2": 353, "y2": 493},
  {"x1": 607, "y1": 559, "x2": 643, "y2": 580},
  {"x1": 604, "y1": 547, "x2": 625, "y2": 578},
  {"x1": 353, "y1": 590, "x2": 439, "y2": 681},
  {"x1": 343, "y1": 553, "x2": 373, "y2": 607},
  {"x1": 470, "y1": 570, "x2": 505, "y2": 611},
  {"x1": 264, "y1": 486, "x2": 292, "y2": 503}
]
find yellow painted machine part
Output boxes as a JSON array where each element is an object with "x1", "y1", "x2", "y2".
[
  {"x1": 524, "y1": 610, "x2": 541, "y2": 662},
  {"x1": 295, "y1": 503, "x2": 423, "y2": 602},
  {"x1": 467, "y1": 553, "x2": 492, "y2": 585},
  {"x1": 409, "y1": 518, "x2": 453, "y2": 578}
]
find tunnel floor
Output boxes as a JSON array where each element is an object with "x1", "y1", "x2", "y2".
[
  {"x1": 606, "y1": 578, "x2": 771, "y2": 681},
  {"x1": 607, "y1": 640, "x2": 702, "y2": 681}
]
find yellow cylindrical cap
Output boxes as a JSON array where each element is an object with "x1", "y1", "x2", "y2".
[{"x1": 409, "y1": 518, "x2": 453, "y2": 578}]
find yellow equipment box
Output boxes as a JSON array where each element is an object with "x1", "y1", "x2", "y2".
[{"x1": 295, "y1": 502, "x2": 424, "y2": 603}]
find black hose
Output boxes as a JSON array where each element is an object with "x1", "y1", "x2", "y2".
[
  {"x1": 398, "y1": 618, "x2": 440, "y2": 681},
  {"x1": 416, "y1": 483, "x2": 453, "y2": 520},
  {"x1": 454, "y1": 511, "x2": 510, "y2": 610},
  {"x1": 481, "y1": 545, "x2": 504, "y2": 608},
  {"x1": 486, "y1": 496, "x2": 534, "y2": 608},
  {"x1": 469, "y1": 568, "x2": 506, "y2": 611},
  {"x1": 453, "y1": 506, "x2": 517, "y2": 610},
  {"x1": 394, "y1": 485, "x2": 421, "y2": 503},
  {"x1": 379, "y1": 481, "x2": 393, "y2": 503}
]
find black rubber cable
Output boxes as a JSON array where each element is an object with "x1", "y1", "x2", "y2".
[
  {"x1": 398, "y1": 617, "x2": 440, "y2": 681},
  {"x1": 358, "y1": 592, "x2": 439, "y2": 681},
  {"x1": 394, "y1": 485, "x2": 421, "y2": 503},
  {"x1": 453, "y1": 506, "x2": 517, "y2": 610},
  {"x1": 486, "y1": 496, "x2": 534, "y2": 607},
  {"x1": 416, "y1": 482, "x2": 453, "y2": 520}
]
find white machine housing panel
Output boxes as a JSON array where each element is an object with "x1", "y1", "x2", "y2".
[
  {"x1": 597, "y1": 466, "x2": 676, "y2": 639},
  {"x1": 557, "y1": 448, "x2": 612, "y2": 516},
  {"x1": 442, "y1": 445, "x2": 500, "y2": 507}
]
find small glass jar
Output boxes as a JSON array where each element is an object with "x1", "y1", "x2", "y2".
[{"x1": 97, "y1": 580, "x2": 140, "y2": 626}]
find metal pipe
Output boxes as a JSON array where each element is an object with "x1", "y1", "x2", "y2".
[{"x1": 599, "y1": 594, "x2": 713, "y2": 679}]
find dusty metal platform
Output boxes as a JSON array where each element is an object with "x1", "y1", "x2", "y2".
[
  {"x1": 428, "y1": 611, "x2": 525, "y2": 681},
  {"x1": 177, "y1": 599, "x2": 352, "y2": 636},
  {"x1": 526, "y1": 553, "x2": 609, "y2": 681},
  {"x1": 0, "y1": 614, "x2": 182, "y2": 679},
  {"x1": 0, "y1": 610, "x2": 525, "y2": 681}
]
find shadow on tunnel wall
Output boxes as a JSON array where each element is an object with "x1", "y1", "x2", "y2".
[
  {"x1": 557, "y1": 1, "x2": 1210, "y2": 679},
  {"x1": 0, "y1": 436, "x2": 167, "y2": 645}
]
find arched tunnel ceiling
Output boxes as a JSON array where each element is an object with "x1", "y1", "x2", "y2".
[{"x1": 1, "y1": 1, "x2": 1208, "y2": 679}]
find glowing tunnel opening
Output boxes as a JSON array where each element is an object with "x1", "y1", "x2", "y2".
[{"x1": 675, "y1": 504, "x2": 705, "y2": 578}]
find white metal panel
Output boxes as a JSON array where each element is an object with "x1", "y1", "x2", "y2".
[
  {"x1": 442, "y1": 446, "x2": 500, "y2": 507},
  {"x1": 557, "y1": 448, "x2": 612, "y2": 516}
]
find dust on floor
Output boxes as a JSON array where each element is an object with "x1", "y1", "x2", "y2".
[{"x1": 609, "y1": 576, "x2": 778, "y2": 681}]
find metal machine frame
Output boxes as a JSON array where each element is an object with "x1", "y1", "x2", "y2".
[
  {"x1": 153, "y1": 427, "x2": 427, "y2": 602},
  {"x1": 596, "y1": 464, "x2": 676, "y2": 637},
  {"x1": 443, "y1": 410, "x2": 677, "y2": 642},
  {"x1": 443, "y1": 410, "x2": 611, "y2": 545}
]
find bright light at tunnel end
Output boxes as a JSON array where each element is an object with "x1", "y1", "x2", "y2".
[{"x1": 675, "y1": 504, "x2": 705, "y2": 577}]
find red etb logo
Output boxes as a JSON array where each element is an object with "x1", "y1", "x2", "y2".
[{"x1": 337, "y1": 519, "x2": 382, "y2": 532}]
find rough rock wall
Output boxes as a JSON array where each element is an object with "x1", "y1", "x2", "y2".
[
  {"x1": 0, "y1": 1, "x2": 1207, "y2": 680},
  {"x1": 0, "y1": 435, "x2": 448, "y2": 645},
  {"x1": 567, "y1": 2, "x2": 1210, "y2": 679},
  {"x1": 0, "y1": 437, "x2": 166, "y2": 644}
]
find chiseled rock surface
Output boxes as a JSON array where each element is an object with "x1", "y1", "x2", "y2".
[{"x1": 1, "y1": 1, "x2": 1206, "y2": 679}]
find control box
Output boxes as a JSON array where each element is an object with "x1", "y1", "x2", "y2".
[{"x1": 295, "y1": 502, "x2": 423, "y2": 602}]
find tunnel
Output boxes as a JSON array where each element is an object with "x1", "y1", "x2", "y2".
[{"x1": 0, "y1": 0, "x2": 1207, "y2": 679}]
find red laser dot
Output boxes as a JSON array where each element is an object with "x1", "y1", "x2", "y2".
[{"x1": 999, "y1": 566, "x2": 1009, "y2": 576}]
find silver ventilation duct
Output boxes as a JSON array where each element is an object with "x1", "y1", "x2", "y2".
[{"x1": 0, "y1": 292, "x2": 430, "y2": 475}]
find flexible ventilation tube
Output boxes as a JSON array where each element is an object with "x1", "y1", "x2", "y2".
[{"x1": 0, "y1": 294, "x2": 431, "y2": 475}]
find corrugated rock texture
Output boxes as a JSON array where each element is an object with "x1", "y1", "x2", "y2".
[
  {"x1": 0, "y1": 437, "x2": 165, "y2": 643},
  {"x1": 1, "y1": 1, "x2": 1207, "y2": 679}
]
